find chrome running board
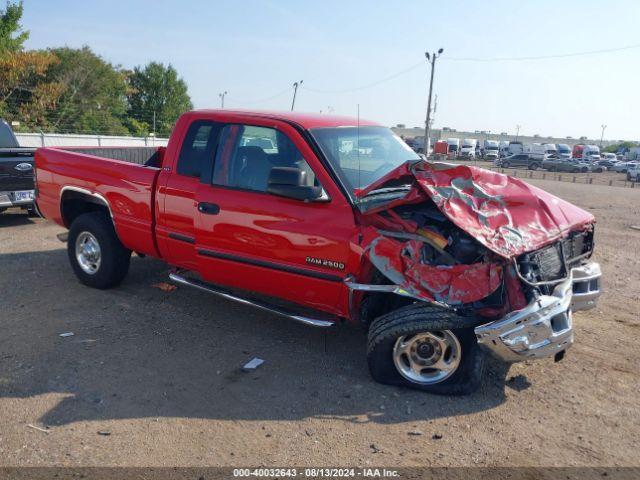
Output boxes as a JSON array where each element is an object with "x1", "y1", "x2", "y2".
[{"x1": 169, "y1": 272, "x2": 335, "y2": 328}]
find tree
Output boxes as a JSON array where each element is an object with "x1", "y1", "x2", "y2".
[
  {"x1": 126, "y1": 62, "x2": 193, "y2": 137},
  {"x1": 0, "y1": 1, "x2": 28, "y2": 56},
  {"x1": 41, "y1": 46, "x2": 130, "y2": 134}
]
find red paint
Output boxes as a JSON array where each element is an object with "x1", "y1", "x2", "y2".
[{"x1": 35, "y1": 110, "x2": 596, "y2": 325}]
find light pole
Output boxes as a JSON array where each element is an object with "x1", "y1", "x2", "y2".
[
  {"x1": 291, "y1": 80, "x2": 303, "y2": 111},
  {"x1": 423, "y1": 49, "x2": 443, "y2": 155},
  {"x1": 219, "y1": 91, "x2": 228, "y2": 109},
  {"x1": 600, "y1": 124, "x2": 607, "y2": 147},
  {"x1": 515, "y1": 124, "x2": 521, "y2": 142}
]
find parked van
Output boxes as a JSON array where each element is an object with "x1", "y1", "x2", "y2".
[
  {"x1": 499, "y1": 141, "x2": 510, "y2": 158},
  {"x1": 460, "y1": 139, "x2": 477, "y2": 158},
  {"x1": 508, "y1": 141, "x2": 523, "y2": 156}
]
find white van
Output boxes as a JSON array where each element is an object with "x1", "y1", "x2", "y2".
[
  {"x1": 460, "y1": 139, "x2": 477, "y2": 158},
  {"x1": 508, "y1": 141, "x2": 523, "y2": 156},
  {"x1": 524, "y1": 143, "x2": 558, "y2": 160},
  {"x1": 499, "y1": 141, "x2": 510, "y2": 158}
]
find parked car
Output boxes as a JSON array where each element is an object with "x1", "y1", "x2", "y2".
[
  {"x1": 626, "y1": 163, "x2": 640, "y2": 182},
  {"x1": 543, "y1": 157, "x2": 592, "y2": 173},
  {"x1": 498, "y1": 153, "x2": 541, "y2": 169},
  {"x1": 0, "y1": 119, "x2": 37, "y2": 215},
  {"x1": 613, "y1": 161, "x2": 638, "y2": 173},
  {"x1": 34, "y1": 109, "x2": 602, "y2": 395}
]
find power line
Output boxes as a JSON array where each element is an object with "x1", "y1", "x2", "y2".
[{"x1": 443, "y1": 43, "x2": 640, "y2": 62}]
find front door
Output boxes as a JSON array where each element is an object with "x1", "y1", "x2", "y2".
[{"x1": 194, "y1": 120, "x2": 355, "y2": 316}]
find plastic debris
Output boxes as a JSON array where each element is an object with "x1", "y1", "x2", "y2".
[
  {"x1": 152, "y1": 282, "x2": 177, "y2": 292},
  {"x1": 27, "y1": 424, "x2": 50, "y2": 433},
  {"x1": 242, "y1": 357, "x2": 265, "y2": 371},
  {"x1": 630, "y1": 225, "x2": 640, "y2": 232},
  {"x1": 59, "y1": 332, "x2": 74, "y2": 337}
]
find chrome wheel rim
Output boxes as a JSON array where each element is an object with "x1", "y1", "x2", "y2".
[
  {"x1": 393, "y1": 331, "x2": 461, "y2": 385},
  {"x1": 75, "y1": 231, "x2": 101, "y2": 275}
]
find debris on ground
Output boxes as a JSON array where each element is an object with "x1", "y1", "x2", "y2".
[
  {"x1": 242, "y1": 357, "x2": 265, "y2": 371},
  {"x1": 432, "y1": 433, "x2": 443, "y2": 440},
  {"x1": 407, "y1": 430, "x2": 423, "y2": 436},
  {"x1": 58, "y1": 332, "x2": 74, "y2": 337},
  {"x1": 369, "y1": 443, "x2": 381, "y2": 453},
  {"x1": 27, "y1": 424, "x2": 50, "y2": 433},
  {"x1": 97, "y1": 431, "x2": 111, "y2": 436},
  {"x1": 152, "y1": 282, "x2": 177, "y2": 293},
  {"x1": 630, "y1": 225, "x2": 640, "y2": 232}
]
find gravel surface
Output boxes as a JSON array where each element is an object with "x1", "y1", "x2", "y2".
[{"x1": 0, "y1": 179, "x2": 638, "y2": 467}]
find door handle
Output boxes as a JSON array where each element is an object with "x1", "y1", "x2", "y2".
[{"x1": 198, "y1": 202, "x2": 220, "y2": 215}]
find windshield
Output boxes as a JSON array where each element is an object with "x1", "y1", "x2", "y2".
[{"x1": 310, "y1": 126, "x2": 419, "y2": 196}]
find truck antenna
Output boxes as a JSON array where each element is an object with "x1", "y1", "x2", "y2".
[{"x1": 357, "y1": 104, "x2": 361, "y2": 190}]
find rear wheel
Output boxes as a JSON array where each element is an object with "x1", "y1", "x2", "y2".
[
  {"x1": 67, "y1": 212, "x2": 131, "y2": 289},
  {"x1": 528, "y1": 163, "x2": 539, "y2": 170},
  {"x1": 367, "y1": 304, "x2": 485, "y2": 395},
  {"x1": 502, "y1": 161, "x2": 510, "y2": 168}
]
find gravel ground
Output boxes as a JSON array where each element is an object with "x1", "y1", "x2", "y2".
[{"x1": 0, "y1": 179, "x2": 638, "y2": 467}]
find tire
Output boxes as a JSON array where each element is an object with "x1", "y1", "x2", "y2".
[
  {"x1": 528, "y1": 163, "x2": 539, "y2": 170},
  {"x1": 502, "y1": 161, "x2": 510, "y2": 168},
  {"x1": 67, "y1": 212, "x2": 131, "y2": 289},
  {"x1": 367, "y1": 304, "x2": 486, "y2": 395}
]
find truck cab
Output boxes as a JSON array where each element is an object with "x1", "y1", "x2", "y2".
[{"x1": 459, "y1": 139, "x2": 477, "y2": 159}]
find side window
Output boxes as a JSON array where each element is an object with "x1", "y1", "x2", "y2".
[
  {"x1": 176, "y1": 121, "x2": 221, "y2": 178},
  {"x1": 212, "y1": 125, "x2": 318, "y2": 193}
]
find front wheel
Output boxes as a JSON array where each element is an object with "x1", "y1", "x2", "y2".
[
  {"x1": 367, "y1": 304, "x2": 485, "y2": 395},
  {"x1": 502, "y1": 161, "x2": 510, "y2": 168},
  {"x1": 528, "y1": 163, "x2": 539, "y2": 170},
  {"x1": 67, "y1": 212, "x2": 131, "y2": 289}
]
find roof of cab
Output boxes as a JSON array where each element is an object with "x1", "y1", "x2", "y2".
[{"x1": 190, "y1": 109, "x2": 380, "y2": 130}]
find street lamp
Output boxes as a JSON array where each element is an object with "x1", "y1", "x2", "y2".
[
  {"x1": 515, "y1": 124, "x2": 521, "y2": 142},
  {"x1": 291, "y1": 80, "x2": 303, "y2": 111},
  {"x1": 219, "y1": 91, "x2": 228, "y2": 109},
  {"x1": 423, "y1": 48, "x2": 444, "y2": 155},
  {"x1": 600, "y1": 124, "x2": 607, "y2": 147}
]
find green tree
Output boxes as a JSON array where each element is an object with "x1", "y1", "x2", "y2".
[
  {"x1": 126, "y1": 62, "x2": 193, "y2": 137},
  {"x1": 0, "y1": 1, "x2": 28, "y2": 56},
  {"x1": 41, "y1": 46, "x2": 130, "y2": 134}
]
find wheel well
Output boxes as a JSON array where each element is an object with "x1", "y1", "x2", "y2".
[
  {"x1": 60, "y1": 191, "x2": 111, "y2": 228},
  {"x1": 358, "y1": 269, "x2": 415, "y2": 328}
]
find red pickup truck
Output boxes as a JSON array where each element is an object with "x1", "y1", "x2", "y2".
[{"x1": 35, "y1": 110, "x2": 602, "y2": 395}]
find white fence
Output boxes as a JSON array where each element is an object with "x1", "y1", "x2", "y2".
[{"x1": 15, "y1": 132, "x2": 169, "y2": 148}]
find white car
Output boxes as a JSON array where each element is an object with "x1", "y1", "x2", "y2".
[{"x1": 627, "y1": 163, "x2": 640, "y2": 182}]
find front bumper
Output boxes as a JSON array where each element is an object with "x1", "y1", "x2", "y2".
[
  {"x1": 474, "y1": 262, "x2": 602, "y2": 362},
  {"x1": 0, "y1": 190, "x2": 35, "y2": 208}
]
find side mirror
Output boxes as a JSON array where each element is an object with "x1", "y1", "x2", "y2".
[{"x1": 267, "y1": 167, "x2": 326, "y2": 202}]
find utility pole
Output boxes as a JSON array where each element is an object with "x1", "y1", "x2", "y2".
[
  {"x1": 515, "y1": 124, "x2": 521, "y2": 142},
  {"x1": 291, "y1": 80, "x2": 303, "y2": 111},
  {"x1": 152, "y1": 111, "x2": 156, "y2": 138},
  {"x1": 219, "y1": 91, "x2": 228, "y2": 109},
  {"x1": 423, "y1": 48, "x2": 443, "y2": 155},
  {"x1": 600, "y1": 124, "x2": 607, "y2": 147}
]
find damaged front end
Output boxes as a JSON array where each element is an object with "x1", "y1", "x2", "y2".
[{"x1": 349, "y1": 160, "x2": 602, "y2": 363}]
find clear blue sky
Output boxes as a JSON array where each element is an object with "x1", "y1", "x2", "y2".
[{"x1": 21, "y1": 0, "x2": 640, "y2": 140}]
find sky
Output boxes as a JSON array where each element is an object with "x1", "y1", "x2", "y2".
[{"x1": 21, "y1": 0, "x2": 640, "y2": 140}]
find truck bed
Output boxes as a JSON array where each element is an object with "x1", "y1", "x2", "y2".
[{"x1": 35, "y1": 146, "x2": 165, "y2": 257}]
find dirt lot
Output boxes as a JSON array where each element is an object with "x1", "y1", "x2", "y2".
[{"x1": 0, "y1": 179, "x2": 639, "y2": 468}]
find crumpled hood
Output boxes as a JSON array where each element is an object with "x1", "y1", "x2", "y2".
[{"x1": 357, "y1": 161, "x2": 595, "y2": 259}]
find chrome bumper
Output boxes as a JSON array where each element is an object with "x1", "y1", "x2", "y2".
[
  {"x1": 0, "y1": 190, "x2": 35, "y2": 208},
  {"x1": 474, "y1": 262, "x2": 601, "y2": 362}
]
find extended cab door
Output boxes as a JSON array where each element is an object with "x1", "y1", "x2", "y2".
[{"x1": 193, "y1": 119, "x2": 356, "y2": 317}]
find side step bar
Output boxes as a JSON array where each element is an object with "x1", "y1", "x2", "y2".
[{"x1": 168, "y1": 272, "x2": 335, "y2": 328}]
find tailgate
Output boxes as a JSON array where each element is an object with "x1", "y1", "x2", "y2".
[{"x1": 0, "y1": 149, "x2": 36, "y2": 192}]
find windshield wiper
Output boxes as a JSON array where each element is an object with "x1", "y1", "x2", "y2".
[{"x1": 359, "y1": 184, "x2": 412, "y2": 199}]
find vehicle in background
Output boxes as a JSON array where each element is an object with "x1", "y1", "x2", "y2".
[
  {"x1": 508, "y1": 141, "x2": 523, "y2": 156},
  {"x1": 523, "y1": 143, "x2": 556, "y2": 160},
  {"x1": 446, "y1": 138, "x2": 460, "y2": 158},
  {"x1": 483, "y1": 140, "x2": 500, "y2": 160},
  {"x1": 627, "y1": 163, "x2": 640, "y2": 182},
  {"x1": 557, "y1": 143, "x2": 572, "y2": 159},
  {"x1": 433, "y1": 140, "x2": 449, "y2": 158},
  {"x1": 459, "y1": 138, "x2": 477, "y2": 159},
  {"x1": 499, "y1": 141, "x2": 510, "y2": 158},
  {"x1": 572, "y1": 144, "x2": 585, "y2": 159},
  {"x1": 582, "y1": 145, "x2": 601, "y2": 162},
  {"x1": 497, "y1": 153, "x2": 540, "y2": 170},
  {"x1": 0, "y1": 119, "x2": 37, "y2": 215},
  {"x1": 613, "y1": 161, "x2": 639, "y2": 173},
  {"x1": 34, "y1": 109, "x2": 602, "y2": 395},
  {"x1": 597, "y1": 153, "x2": 619, "y2": 169},
  {"x1": 616, "y1": 154, "x2": 625, "y2": 161},
  {"x1": 475, "y1": 142, "x2": 481, "y2": 158},
  {"x1": 543, "y1": 157, "x2": 593, "y2": 173}
]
